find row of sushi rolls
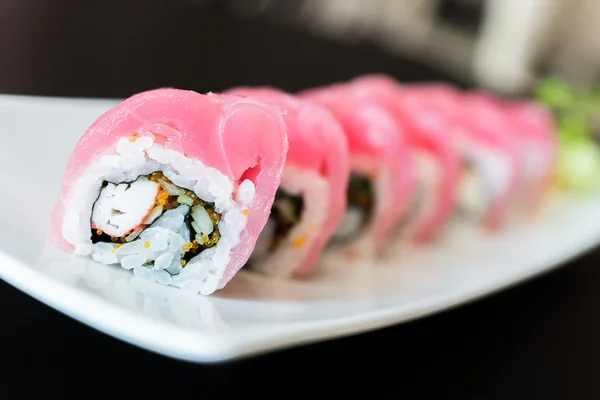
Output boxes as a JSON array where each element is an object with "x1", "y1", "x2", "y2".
[{"x1": 52, "y1": 75, "x2": 600, "y2": 295}]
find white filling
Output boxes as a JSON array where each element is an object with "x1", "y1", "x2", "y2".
[
  {"x1": 62, "y1": 134, "x2": 254, "y2": 296},
  {"x1": 455, "y1": 135, "x2": 513, "y2": 221},
  {"x1": 91, "y1": 178, "x2": 160, "y2": 237}
]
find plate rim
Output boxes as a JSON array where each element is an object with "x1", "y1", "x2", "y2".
[{"x1": 2, "y1": 219, "x2": 598, "y2": 364}]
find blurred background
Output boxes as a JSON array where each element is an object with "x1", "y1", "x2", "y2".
[{"x1": 1, "y1": 0, "x2": 597, "y2": 99}]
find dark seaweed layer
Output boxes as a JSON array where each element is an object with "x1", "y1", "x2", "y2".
[{"x1": 269, "y1": 189, "x2": 305, "y2": 252}]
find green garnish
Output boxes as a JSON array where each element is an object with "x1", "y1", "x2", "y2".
[
  {"x1": 555, "y1": 139, "x2": 600, "y2": 192},
  {"x1": 536, "y1": 78, "x2": 577, "y2": 111},
  {"x1": 535, "y1": 78, "x2": 600, "y2": 192}
]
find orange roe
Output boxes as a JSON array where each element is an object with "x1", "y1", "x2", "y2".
[{"x1": 292, "y1": 235, "x2": 307, "y2": 248}]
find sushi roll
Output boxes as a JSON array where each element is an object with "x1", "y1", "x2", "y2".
[
  {"x1": 497, "y1": 99, "x2": 557, "y2": 211},
  {"x1": 348, "y1": 75, "x2": 462, "y2": 243},
  {"x1": 407, "y1": 85, "x2": 522, "y2": 230},
  {"x1": 51, "y1": 88, "x2": 289, "y2": 295},
  {"x1": 458, "y1": 91, "x2": 527, "y2": 226},
  {"x1": 344, "y1": 77, "x2": 418, "y2": 236},
  {"x1": 225, "y1": 87, "x2": 351, "y2": 277},
  {"x1": 396, "y1": 87, "x2": 462, "y2": 242},
  {"x1": 300, "y1": 82, "x2": 414, "y2": 257}
]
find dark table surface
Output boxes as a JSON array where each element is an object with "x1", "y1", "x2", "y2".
[{"x1": 1, "y1": 2, "x2": 600, "y2": 398}]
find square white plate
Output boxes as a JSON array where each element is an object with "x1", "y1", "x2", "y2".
[{"x1": 1, "y1": 94, "x2": 600, "y2": 363}]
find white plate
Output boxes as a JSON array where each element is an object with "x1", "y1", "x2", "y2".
[{"x1": 1, "y1": 94, "x2": 600, "y2": 363}]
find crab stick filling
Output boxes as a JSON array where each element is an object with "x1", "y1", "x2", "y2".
[{"x1": 91, "y1": 172, "x2": 222, "y2": 265}]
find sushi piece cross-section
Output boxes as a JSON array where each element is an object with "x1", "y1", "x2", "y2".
[{"x1": 51, "y1": 88, "x2": 289, "y2": 295}]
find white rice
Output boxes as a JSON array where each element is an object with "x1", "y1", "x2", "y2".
[{"x1": 62, "y1": 134, "x2": 255, "y2": 295}]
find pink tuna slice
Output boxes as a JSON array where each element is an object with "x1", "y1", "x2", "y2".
[
  {"x1": 51, "y1": 88, "x2": 289, "y2": 290},
  {"x1": 406, "y1": 83, "x2": 522, "y2": 231},
  {"x1": 496, "y1": 99, "x2": 557, "y2": 210},
  {"x1": 226, "y1": 86, "x2": 351, "y2": 276},
  {"x1": 300, "y1": 80, "x2": 414, "y2": 254},
  {"x1": 349, "y1": 75, "x2": 461, "y2": 243}
]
